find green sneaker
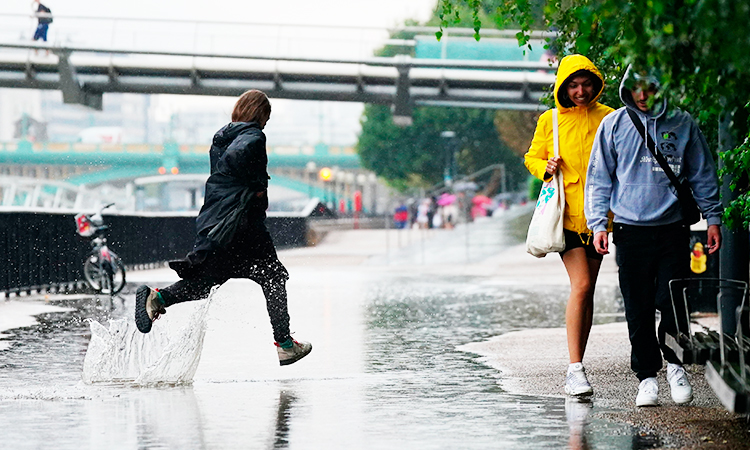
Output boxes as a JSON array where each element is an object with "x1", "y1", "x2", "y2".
[{"x1": 135, "y1": 285, "x2": 166, "y2": 334}]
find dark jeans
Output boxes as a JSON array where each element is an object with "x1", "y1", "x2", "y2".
[
  {"x1": 33, "y1": 23, "x2": 48, "y2": 41},
  {"x1": 159, "y1": 257, "x2": 291, "y2": 344},
  {"x1": 613, "y1": 222, "x2": 690, "y2": 380}
]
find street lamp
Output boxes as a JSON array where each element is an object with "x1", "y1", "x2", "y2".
[
  {"x1": 306, "y1": 161, "x2": 317, "y2": 199},
  {"x1": 319, "y1": 167, "x2": 333, "y2": 207},
  {"x1": 440, "y1": 131, "x2": 458, "y2": 187}
]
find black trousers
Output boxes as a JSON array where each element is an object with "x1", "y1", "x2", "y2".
[
  {"x1": 613, "y1": 222, "x2": 690, "y2": 380},
  {"x1": 159, "y1": 256, "x2": 291, "y2": 344}
]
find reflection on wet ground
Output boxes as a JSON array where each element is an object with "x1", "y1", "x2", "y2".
[{"x1": 0, "y1": 215, "x2": 659, "y2": 449}]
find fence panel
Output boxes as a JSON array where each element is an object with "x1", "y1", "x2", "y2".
[{"x1": 0, "y1": 211, "x2": 309, "y2": 295}]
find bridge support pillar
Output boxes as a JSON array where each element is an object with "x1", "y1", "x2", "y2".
[
  {"x1": 53, "y1": 49, "x2": 103, "y2": 110},
  {"x1": 392, "y1": 58, "x2": 413, "y2": 127}
]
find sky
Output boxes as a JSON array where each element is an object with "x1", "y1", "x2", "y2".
[
  {"x1": 0, "y1": 0, "x2": 439, "y2": 145},
  {"x1": 5, "y1": 0, "x2": 436, "y2": 28}
]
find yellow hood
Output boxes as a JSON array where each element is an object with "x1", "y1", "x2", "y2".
[{"x1": 554, "y1": 55, "x2": 605, "y2": 112}]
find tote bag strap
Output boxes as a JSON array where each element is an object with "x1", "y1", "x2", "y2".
[{"x1": 552, "y1": 109, "x2": 560, "y2": 158}]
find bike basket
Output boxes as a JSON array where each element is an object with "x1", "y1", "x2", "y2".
[{"x1": 75, "y1": 213, "x2": 94, "y2": 237}]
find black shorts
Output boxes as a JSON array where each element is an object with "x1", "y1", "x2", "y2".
[{"x1": 559, "y1": 229, "x2": 603, "y2": 261}]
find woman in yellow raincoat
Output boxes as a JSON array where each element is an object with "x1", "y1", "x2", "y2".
[{"x1": 524, "y1": 54, "x2": 614, "y2": 397}]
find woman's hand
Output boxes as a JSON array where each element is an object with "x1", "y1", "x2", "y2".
[{"x1": 546, "y1": 156, "x2": 562, "y2": 176}]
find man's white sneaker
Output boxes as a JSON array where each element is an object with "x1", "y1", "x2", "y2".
[
  {"x1": 667, "y1": 363, "x2": 693, "y2": 404},
  {"x1": 635, "y1": 377, "x2": 659, "y2": 407},
  {"x1": 565, "y1": 363, "x2": 594, "y2": 397},
  {"x1": 275, "y1": 339, "x2": 312, "y2": 366}
]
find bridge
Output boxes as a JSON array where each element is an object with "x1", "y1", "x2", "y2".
[
  {"x1": 0, "y1": 15, "x2": 556, "y2": 124},
  {"x1": 0, "y1": 140, "x2": 367, "y2": 211},
  {"x1": 0, "y1": 17, "x2": 554, "y2": 211},
  {"x1": 0, "y1": 140, "x2": 359, "y2": 183}
]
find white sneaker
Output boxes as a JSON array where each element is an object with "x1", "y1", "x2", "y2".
[
  {"x1": 667, "y1": 363, "x2": 693, "y2": 404},
  {"x1": 636, "y1": 377, "x2": 659, "y2": 407},
  {"x1": 565, "y1": 363, "x2": 594, "y2": 397},
  {"x1": 275, "y1": 339, "x2": 312, "y2": 366}
]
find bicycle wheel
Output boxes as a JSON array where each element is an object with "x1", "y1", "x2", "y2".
[
  {"x1": 83, "y1": 255, "x2": 106, "y2": 293},
  {"x1": 109, "y1": 256, "x2": 126, "y2": 295},
  {"x1": 84, "y1": 254, "x2": 126, "y2": 295}
]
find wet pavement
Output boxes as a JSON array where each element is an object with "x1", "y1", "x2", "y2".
[{"x1": 0, "y1": 207, "x2": 672, "y2": 449}]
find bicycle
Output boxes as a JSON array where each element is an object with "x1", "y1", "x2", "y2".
[{"x1": 75, "y1": 203, "x2": 126, "y2": 295}]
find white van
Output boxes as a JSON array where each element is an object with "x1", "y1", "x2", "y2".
[{"x1": 77, "y1": 127, "x2": 123, "y2": 144}]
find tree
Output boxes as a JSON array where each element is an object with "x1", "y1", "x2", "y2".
[
  {"x1": 357, "y1": 5, "x2": 532, "y2": 195},
  {"x1": 357, "y1": 105, "x2": 527, "y2": 193},
  {"x1": 437, "y1": 0, "x2": 750, "y2": 228}
]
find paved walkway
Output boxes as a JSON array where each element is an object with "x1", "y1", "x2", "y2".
[
  {"x1": 273, "y1": 226, "x2": 748, "y2": 449},
  {"x1": 6, "y1": 216, "x2": 746, "y2": 448}
]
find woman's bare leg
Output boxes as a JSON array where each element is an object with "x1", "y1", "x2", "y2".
[{"x1": 562, "y1": 248, "x2": 602, "y2": 363}]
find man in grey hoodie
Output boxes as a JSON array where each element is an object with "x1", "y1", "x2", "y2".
[{"x1": 585, "y1": 65, "x2": 722, "y2": 407}]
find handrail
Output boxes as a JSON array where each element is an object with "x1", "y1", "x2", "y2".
[
  {"x1": 426, "y1": 163, "x2": 507, "y2": 197},
  {"x1": 0, "y1": 13, "x2": 554, "y2": 37},
  {"x1": 0, "y1": 41, "x2": 557, "y2": 71}
]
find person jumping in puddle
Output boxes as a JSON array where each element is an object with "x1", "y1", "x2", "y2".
[
  {"x1": 134, "y1": 89, "x2": 312, "y2": 367},
  {"x1": 585, "y1": 66, "x2": 722, "y2": 406}
]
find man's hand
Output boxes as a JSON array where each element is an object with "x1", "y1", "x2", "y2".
[
  {"x1": 593, "y1": 231, "x2": 609, "y2": 255},
  {"x1": 706, "y1": 224, "x2": 722, "y2": 254}
]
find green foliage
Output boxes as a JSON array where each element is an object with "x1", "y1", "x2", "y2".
[
  {"x1": 432, "y1": 0, "x2": 500, "y2": 40},
  {"x1": 357, "y1": 105, "x2": 527, "y2": 193},
  {"x1": 719, "y1": 122, "x2": 750, "y2": 228},
  {"x1": 528, "y1": 175, "x2": 543, "y2": 201},
  {"x1": 438, "y1": 0, "x2": 750, "y2": 229}
]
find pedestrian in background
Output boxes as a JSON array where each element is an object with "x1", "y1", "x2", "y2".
[
  {"x1": 416, "y1": 198, "x2": 430, "y2": 229},
  {"x1": 524, "y1": 54, "x2": 614, "y2": 397},
  {"x1": 32, "y1": 0, "x2": 52, "y2": 55},
  {"x1": 585, "y1": 65, "x2": 723, "y2": 406},
  {"x1": 393, "y1": 204, "x2": 408, "y2": 229},
  {"x1": 134, "y1": 89, "x2": 312, "y2": 367}
]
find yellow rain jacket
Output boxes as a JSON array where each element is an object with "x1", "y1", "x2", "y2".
[{"x1": 524, "y1": 55, "x2": 614, "y2": 235}]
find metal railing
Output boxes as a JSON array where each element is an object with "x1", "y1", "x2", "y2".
[
  {"x1": 0, "y1": 209, "x2": 310, "y2": 296},
  {"x1": 1, "y1": 13, "x2": 554, "y2": 61}
]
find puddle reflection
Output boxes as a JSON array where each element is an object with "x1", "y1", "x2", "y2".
[
  {"x1": 272, "y1": 389, "x2": 296, "y2": 449},
  {"x1": 566, "y1": 397, "x2": 593, "y2": 450}
]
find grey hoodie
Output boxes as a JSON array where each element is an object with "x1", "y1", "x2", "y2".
[{"x1": 585, "y1": 66, "x2": 723, "y2": 232}]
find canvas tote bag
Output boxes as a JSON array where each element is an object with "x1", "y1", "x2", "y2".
[{"x1": 526, "y1": 109, "x2": 566, "y2": 257}]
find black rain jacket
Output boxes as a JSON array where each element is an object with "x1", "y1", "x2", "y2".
[{"x1": 169, "y1": 122, "x2": 284, "y2": 280}]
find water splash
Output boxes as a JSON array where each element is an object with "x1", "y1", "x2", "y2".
[{"x1": 82, "y1": 289, "x2": 216, "y2": 386}]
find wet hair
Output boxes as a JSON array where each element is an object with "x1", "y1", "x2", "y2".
[
  {"x1": 557, "y1": 70, "x2": 603, "y2": 108},
  {"x1": 232, "y1": 90, "x2": 271, "y2": 124}
]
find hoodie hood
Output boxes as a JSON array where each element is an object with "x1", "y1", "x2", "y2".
[
  {"x1": 619, "y1": 65, "x2": 667, "y2": 118},
  {"x1": 554, "y1": 54, "x2": 605, "y2": 112},
  {"x1": 212, "y1": 122, "x2": 261, "y2": 148}
]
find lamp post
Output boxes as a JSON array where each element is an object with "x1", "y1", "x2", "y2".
[
  {"x1": 305, "y1": 161, "x2": 317, "y2": 199},
  {"x1": 318, "y1": 167, "x2": 332, "y2": 207},
  {"x1": 368, "y1": 172, "x2": 378, "y2": 215},
  {"x1": 440, "y1": 131, "x2": 457, "y2": 188}
]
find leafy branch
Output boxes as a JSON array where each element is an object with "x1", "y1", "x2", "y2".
[{"x1": 437, "y1": 0, "x2": 750, "y2": 229}]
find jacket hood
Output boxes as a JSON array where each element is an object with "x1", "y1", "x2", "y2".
[
  {"x1": 212, "y1": 122, "x2": 261, "y2": 148},
  {"x1": 619, "y1": 65, "x2": 667, "y2": 118},
  {"x1": 554, "y1": 54, "x2": 605, "y2": 111}
]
